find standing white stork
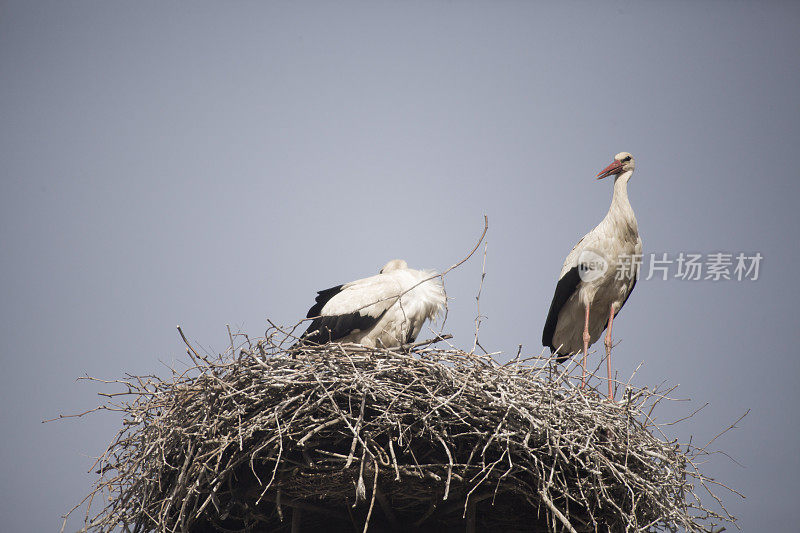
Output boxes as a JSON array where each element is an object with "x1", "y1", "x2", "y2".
[
  {"x1": 299, "y1": 259, "x2": 446, "y2": 348},
  {"x1": 542, "y1": 152, "x2": 642, "y2": 399}
]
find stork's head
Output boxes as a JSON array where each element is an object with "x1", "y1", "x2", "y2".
[
  {"x1": 380, "y1": 259, "x2": 408, "y2": 273},
  {"x1": 596, "y1": 152, "x2": 635, "y2": 180}
]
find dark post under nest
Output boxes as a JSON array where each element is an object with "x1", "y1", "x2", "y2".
[{"x1": 62, "y1": 327, "x2": 739, "y2": 533}]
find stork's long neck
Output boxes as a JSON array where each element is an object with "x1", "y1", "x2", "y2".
[{"x1": 605, "y1": 170, "x2": 637, "y2": 231}]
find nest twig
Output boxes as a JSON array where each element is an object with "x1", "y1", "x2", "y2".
[{"x1": 61, "y1": 327, "x2": 739, "y2": 533}]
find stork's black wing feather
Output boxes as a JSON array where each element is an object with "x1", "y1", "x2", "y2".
[
  {"x1": 306, "y1": 285, "x2": 344, "y2": 318},
  {"x1": 542, "y1": 266, "x2": 582, "y2": 354},
  {"x1": 301, "y1": 312, "x2": 384, "y2": 344},
  {"x1": 299, "y1": 284, "x2": 388, "y2": 345}
]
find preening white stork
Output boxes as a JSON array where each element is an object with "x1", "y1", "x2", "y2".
[
  {"x1": 299, "y1": 259, "x2": 446, "y2": 348},
  {"x1": 542, "y1": 152, "x2": 642, "y2": 399}
]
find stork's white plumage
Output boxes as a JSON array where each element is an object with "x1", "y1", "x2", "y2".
[
  {"x1": 542, "y1": 152, "x2": 642, "y2": 399},
  {"x1": 300, "y1": 259, "x2": 446, "y2": 348}
]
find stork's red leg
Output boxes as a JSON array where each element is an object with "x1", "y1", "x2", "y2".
[
  {"x1": 582, "y1": 303, "x2": 590, "y2": 389},
  {"x1": 605, "y1": 307, "x2": 615, "y2": 400}
]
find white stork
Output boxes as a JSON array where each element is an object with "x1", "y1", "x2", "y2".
[
  {"x1": 542, "y1": 152, "x2": 642, "y2": 399},
  {"x1": 299, "y1": 259, "x2": 446, "y2": 348}
]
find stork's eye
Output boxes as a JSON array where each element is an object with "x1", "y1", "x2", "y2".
[{"x1": 622, "y1": 156, "x2": 631, "y2": 162}]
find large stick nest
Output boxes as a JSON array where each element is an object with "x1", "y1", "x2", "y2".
[{"x1": 69, "y1": 328, "x2": 737, "y2": 533}]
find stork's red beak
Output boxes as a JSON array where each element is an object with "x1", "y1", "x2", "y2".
[{"x1": 596, "y1": 159, "x2": 623, "y2": 180}]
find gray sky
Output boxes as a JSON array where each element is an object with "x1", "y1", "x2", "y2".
[{"x1": 1, "y1": 1, "x2": 798, "y2": 531}]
